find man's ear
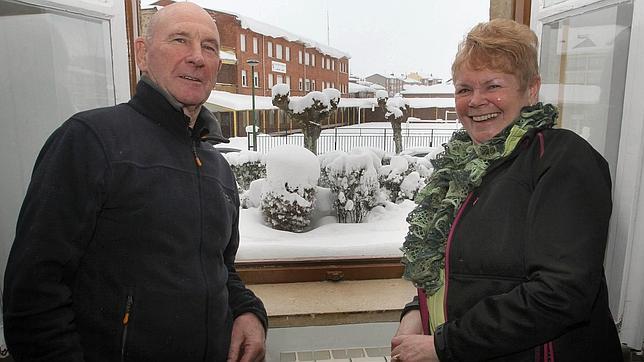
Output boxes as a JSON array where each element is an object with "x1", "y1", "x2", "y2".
[{"x1": 134, "y1": 37, "x2": 148, "y2": 72}]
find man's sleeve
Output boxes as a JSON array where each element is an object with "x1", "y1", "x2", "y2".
[
  {"x1": 223, "y1": 205, "x2": 268, "y2": 331},
  {"x1": 2, "y1": 118, "x2": 108, "y2": 361}
]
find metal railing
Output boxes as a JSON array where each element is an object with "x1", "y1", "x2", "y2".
[{"x1": 247, "y1": 127, "x2": 456, "y2": 154}]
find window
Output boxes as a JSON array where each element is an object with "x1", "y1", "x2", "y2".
[
  {"x1": 240, "y1": 34, "x2": 246, "y2": 52},
  {"x1": 253, "y1": 71, "x2": 259, "y2": 87},
  {"x1": 326, "y1": 58, "x2": 330, "y2": 70},
  {"x1": 298, "y1": 50, "x2": 302, "y2": 64},
  {"x1": 276, "y1": 74, "x2": 284, "y2": 84},
  {"x1": 305, "y1": 79, "x2": 310, "y2": 91},
  {"x1": 286, "y1": 75, "x2": 291, "y2": 88},
  {"x1": 267, "y1": 41, "x2": 273, "y2": 57},
  {"x1": 298, "y1": 78, "x2": 303, "y2": 91},
  {"x1": 285, "y1": 46, "x2": 290, "y2": 61},
  {"x1": 267, "y1": 73, "x2": 273, "y2": 88},
  {"x1": 241, "y1": 70, "x2": 247, "y2": 87},
  {"x1": 252, "y1": 37, "x2": 258, "y2": 54},
  {"x1": 332, "y1": 60, "x2": 335, "y2": 71},
  {"x1": 312, "y1": 54, "x2": 315, "y2": 67},
  {"x1": 311, "y1": 80, "x2": 316, "y2": 91},
  {"x1": 305, "y1": 52, "x2": 310, "y2": 65},
  {"x1": 276, "y1": 44, "x2": 283, "y2": 59}
]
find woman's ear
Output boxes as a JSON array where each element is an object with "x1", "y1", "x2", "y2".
[{"x1": 529, "y1": 76, "x2": 541, "y2": 105}]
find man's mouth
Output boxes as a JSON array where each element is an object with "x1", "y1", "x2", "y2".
[
  {"x1": 180, "y1": 75, "x2": 202, "y2": 83},
  {"x1": 471, "y1": 113, "x2": 499, "y2": 122}
]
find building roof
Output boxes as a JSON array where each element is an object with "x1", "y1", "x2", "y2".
[{"x1": 401, "y1": 83, "x2": 455, "y2": 95}]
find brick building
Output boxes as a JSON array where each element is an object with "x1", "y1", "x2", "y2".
[{"x1": 142, "y1": 3, "x2": 351, "y2": 98}]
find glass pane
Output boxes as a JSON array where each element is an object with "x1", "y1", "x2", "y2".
[
  {"x1": 539, "y1": 2, "x2": 633, "y2": 179},
  {"x1": 0, "y1": 0, "x2": 115, "y2": 276}
]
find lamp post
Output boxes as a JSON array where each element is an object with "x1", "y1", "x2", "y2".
[{"x1": 247, "y1": 59, "x2": 260, "y2": 151}]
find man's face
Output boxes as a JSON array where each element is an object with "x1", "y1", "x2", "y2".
[{"x1": 136, "y1": 4, "x2": 222, "y2": 109}]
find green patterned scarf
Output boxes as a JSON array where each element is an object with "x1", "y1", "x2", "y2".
[{"x1": 401, "y1": 103, "x2": 558, "y2": 295}]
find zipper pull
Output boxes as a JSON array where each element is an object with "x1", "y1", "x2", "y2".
[
  {"x1": 192, "y1": 144, "x2": 202, "y2": 167},
  {"x1": 122, "y1": 295, "x2": 133, "y2": 325}
]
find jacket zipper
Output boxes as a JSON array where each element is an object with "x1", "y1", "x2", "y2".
[
  {"x1": 193, "y1": 137, "x2": 210, "y2": 358},
  {"x1": 121, "y1": 295, "x2": 134, "y2": 362},
  {"x1": 443, "y1": 192, "x2": 474, "y2": 320},
  {"x1": 541, "y1": 341, "x2": 555, "y2": 362}
]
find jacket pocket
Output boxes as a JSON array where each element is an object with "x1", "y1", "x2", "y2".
[{"x1": 121, "y1": 294, "x2": 134, "y2": 362}]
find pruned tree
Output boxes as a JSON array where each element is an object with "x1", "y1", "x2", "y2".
[
  {"x1": 376, "y1": 90, "x2": 410, "y2": 154},
  {"x1": 272, "y1": 84, "x2": 340, "y2": 155}
]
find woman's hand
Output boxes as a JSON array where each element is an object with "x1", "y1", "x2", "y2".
[
  {"x1": 394, "y1": 309, "x2": 423, "y2": 336},
  {"x1": 391, "y1": 334, "x2": 439, "y2": 362}
]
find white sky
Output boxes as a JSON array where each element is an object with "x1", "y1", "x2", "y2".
[{"x1": 142, "y1": 0, "x2": 490, "y2": 80}]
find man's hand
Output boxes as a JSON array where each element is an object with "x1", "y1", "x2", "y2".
[
  {"x1": 391, "y1": 335, "x2": 439, "y2": 362},
  {"x1": 227, "y1": 312, "x2": 266, "y2": 362}
]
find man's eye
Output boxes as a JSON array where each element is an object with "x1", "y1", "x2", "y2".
[
  {"x1": 173, "y1": 38, "x2": 186, "y2": 43},
  {"x1": 203, "y1": 45, "x2": 217, "y2": 52}
]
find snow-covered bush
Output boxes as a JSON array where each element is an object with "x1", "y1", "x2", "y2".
[
  {"x1": 325, "y1": 151, "x2": 379, "y2": 223},
  {"x1": 222, "y1": 150, "x2": 266, "y2": 190},
  {"x1": 379, "y1": 155, "x2": 432, "y2": 202},
  {"x1": 260, "y1": 145, "x2": 320, "y2": 232}
]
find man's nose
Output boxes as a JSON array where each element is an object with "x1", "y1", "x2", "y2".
[{"x1": 186, "y1": 43, "x2": 205, "y2": 66}]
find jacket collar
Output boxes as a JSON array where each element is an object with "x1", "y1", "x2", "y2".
[{"x1": 128, "y1": 79, "x2": 229, "y2": 144}]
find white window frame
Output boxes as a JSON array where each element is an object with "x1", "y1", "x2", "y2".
[
  {"x1": 276, "y1": 44, "x2": 283, "y2": 59},
  {"x1": 241, "y1": 69, "x2": 247, "y2": 87},
  {"x1": 252, "y1": 37, "x2": 258, "y2": 54},
  {"x1": 311, "y1": 79, "x2": 315, "y2": 91},
  {"x1": 531, "y1": 0, "x2": 644, "y2": 350},
  {"x1": 240, "y1": 34, "x2": 246, "y2": 52},
  {"x1": 312, "y1": 54, "x2": 315, "y2": 67},
  {"x1": 253, "y1": 71, "x2": 259, "y2": 88},
  {"x1": 286, "y1": 75, "x2": 291, "y2": 87},
  {"x1": 276, "y1": 74, "x2": 283, "y2": 85},
  {"x1": 285, "y1": 46, "x2": 290, "y2": 61},
  {"x1": 267, "y1": 41, "x2": 273, "y2": 58},
  {"x1": 298, "y1": 78, "x2": 303, "y2": 91},
  {"x1": 267, "y1": 73, "x2": 273, "y2": 89},
  {"x1": 305, "y1": 79, "x2": 310, "y2": 91},
  {"x1": 305, "y1": 52, "x2": 310, "y2": 66},
  {"x1": 298, "y1": 50, "x2": 302, "y2": 64}
]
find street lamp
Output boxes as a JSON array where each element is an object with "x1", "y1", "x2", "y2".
[{"x1": 247, "y1": 59, "x2": 260, "y2": 151}]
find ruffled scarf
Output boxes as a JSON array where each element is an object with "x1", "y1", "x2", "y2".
[{"x1": 401, "y1": 103, "x2": 558, "y2": 295}]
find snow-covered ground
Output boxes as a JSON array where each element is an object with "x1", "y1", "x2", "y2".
[{"x1": 220, "y1": 121, "x2": 461, "y2": 261}]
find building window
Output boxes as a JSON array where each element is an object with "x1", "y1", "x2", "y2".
[
  {"x1": 253, "y1": 71, "x2": 259, "y2": 88},
  {"x1": 298, "y1": 78, "x2": 303, "y2": 91},
  {"x1": 240, "y1": 34, "x2": 246, "y2": 52},
  {"x1": 311, "y1": 80, "x2": 316, "y2": 91},
  {"x1": 326, "y1": 58, "x2": 330, "y2": 70},
  {"x1": 286, "y1": 75, "x2": 291, "y2": 88},
  {"x1": 285, "y1": 47, "x2": 290, "y2": 61},
  {"x1": 241, "y1": 70, "x2": 247, "y2": 87},
  {"x1": 305, "y1": 79, "x2": 310, "y2": 91},
  {"x1": 252, "y1": 37, "x2": 258, "y2": 54},
  {"x1": 298, "y1": 50, "x2": 302, "y2": 64},
  {"x1": 268, "y1": 73, "x2": 273, "y2": 88},
  {"x1": 312, "y1": 54, "x2": 315, "y2": 67},
  {"x1": 276, "y1": 74, "x2": 283, "y2": 84},
  {"x1": 276, "y1": 44, "x2": 282, "y2": 59},
  {"x1": 267, "y1": 41, "x2": 273, "y2": 57},
  {"x1": 332, "y1": 60, "x2": 335, "y2": 71},
  {"x1": 305, "y1": 52, "x2": 310, "y2": 66}
]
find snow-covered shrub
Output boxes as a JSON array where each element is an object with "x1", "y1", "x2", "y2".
[
  {"x1": 379, "y1": 155, "x2": 409, "y2": 202},
  {"x1": 379, "y1": 154, "x2": 435, "y2": 202},
  {"x1": 260, "y1": 145, "x2": 320, "y2": 232},
  {"x1": 325, "y1": 151, "x2": 379, "y2": 223},
  {"x1": 318, "y1": 150, "x2": 345, "y2": 188},
  {"x1": 223, "y1": 150, "x2": 266, "y2": 190},
  {"x1": 240, "y1": 178, "x2": 265, "y2": 209}
]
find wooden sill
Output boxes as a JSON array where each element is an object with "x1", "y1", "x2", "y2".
[
  {"x1": 236, "y1": 256, "x2": 404, "y2": 284},
  {"x1": 248, "y1": 278, "x2": 416, "y2": 327}
]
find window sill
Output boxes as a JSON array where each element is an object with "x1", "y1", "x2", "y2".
[{"x1": 247, "y1": 278, "x2": 416, "y2": 328}]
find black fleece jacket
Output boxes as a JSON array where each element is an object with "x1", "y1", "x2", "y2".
[
  {"x1": 405, "y1": 128, "x2": 622, "y2": 361},
  {"x1": 3, "y1": 81, "x2": 267, "y2": 361}
]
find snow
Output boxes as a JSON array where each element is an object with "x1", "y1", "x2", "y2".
[
  {"x1": 229, "y1": 121, "x2": 462, "y2": 261},
  {"x1": 265, "y1": 145, "x2": 320, "y2": 189},
  {"x1": 271, "y1": 83, "x2": 290, "y2": 98},
  {"x1": 401, "y1": 83, "x2": 455, "y2": 95}
]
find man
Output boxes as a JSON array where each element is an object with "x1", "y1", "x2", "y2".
[{"x1": 3, "y1": 3, "x2": 267, "y2": 361}]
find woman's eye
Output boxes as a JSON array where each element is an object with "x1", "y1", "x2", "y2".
[{"x1": 456, "y1": 88, "x2": 470, "y2": 95}]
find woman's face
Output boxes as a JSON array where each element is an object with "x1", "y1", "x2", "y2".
[{"x1": 454, "y1": 67, "x2": 540, "y2": 144}]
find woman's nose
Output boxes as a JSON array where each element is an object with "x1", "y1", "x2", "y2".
[{"x1": 468, "y1": 88, "x2": 487, "y2": 107}]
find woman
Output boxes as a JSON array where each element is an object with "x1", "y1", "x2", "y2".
[{"x1": 391, "y1": 19, "x2": 622, "y2": 361}]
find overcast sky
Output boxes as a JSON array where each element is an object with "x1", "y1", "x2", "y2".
[{"x1": 142, "y1": 0, "x2": 489, "y2": 80}]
